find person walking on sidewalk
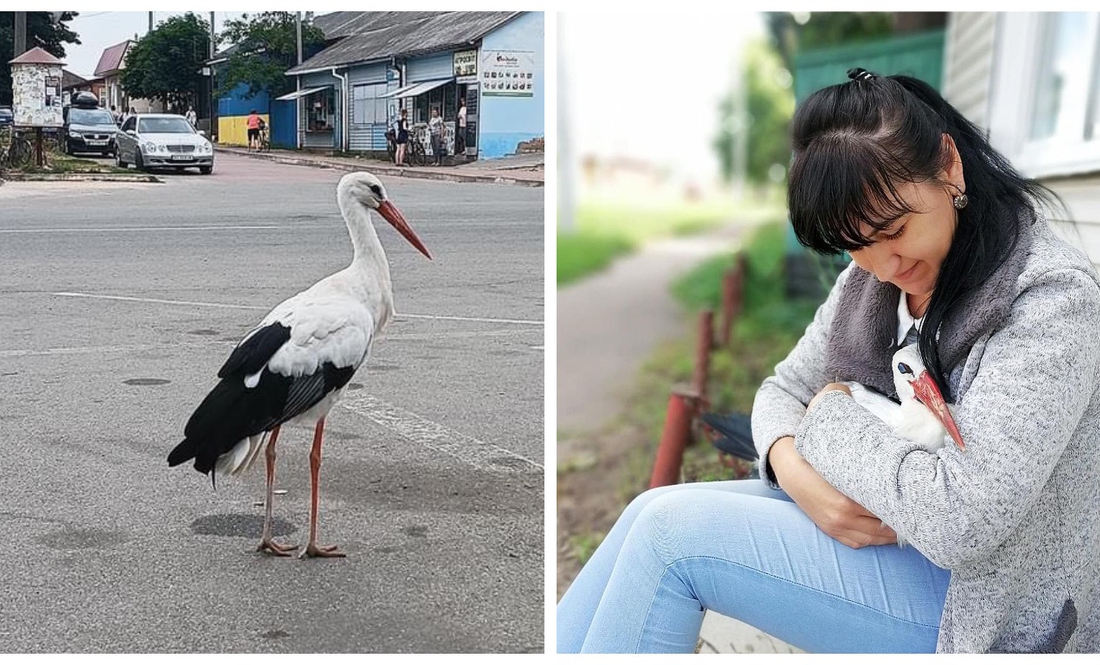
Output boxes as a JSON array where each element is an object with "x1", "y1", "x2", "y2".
[
  {"x1": 246, "y1": 109, "x2": 262, "y2": 152},
  {"x1": 429, "y1": 107, "x2": 445, "y2": 166},
  {"x1": 456, "y1": 97, "x2": 467, "y2": 158},
  {"x1": 395, "y1": 108, "x2": 409, "y2": 166},
  {"x1": 557, "y1": 67, "x2": 1100, "y2": 654}
]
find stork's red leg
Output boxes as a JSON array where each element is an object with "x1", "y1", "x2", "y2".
[
  {"x1": 300, "y1": 417, "x2": 345, "y2": 558},
  {"x1": 257, "y1": 426, "x2": 298, "y2": 556}
]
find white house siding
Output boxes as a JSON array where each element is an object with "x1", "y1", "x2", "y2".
[
  {"x1": 947, "y1": 12, "x2": 1100, "y2": 269},
  {"x1": 942, "y1": 13, "x2": 998, "y2": 132}
]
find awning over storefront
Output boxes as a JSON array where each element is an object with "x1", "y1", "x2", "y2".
[
  {"x1": 383, "y1": 78, "x2": 453, "y2": 99},
  {"x1": 381, "y1": 82, "x2": 421, "y2": 99},
  {"x1": 274, "y1": 85, "x2": 332, "y2": 101}
]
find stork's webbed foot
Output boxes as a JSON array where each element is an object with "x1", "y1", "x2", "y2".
[
  {"x1": 299, "y1": 542, "x2": 346, "y2": 558},
  {"x1": 257, "y1": 538, "x2": 299, "y2": 557}
]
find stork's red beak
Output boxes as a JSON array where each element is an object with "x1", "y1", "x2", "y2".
[
  {"x1": 910, "y1": 371, "x2": 965, "y2": 450},
  {"x1": 377, "y1": 200, "x2": 432, "y2": 260}
]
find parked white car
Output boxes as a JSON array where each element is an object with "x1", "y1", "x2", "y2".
[{"x1": 115, "y1": 113, "x2": 214, "y2": 174}]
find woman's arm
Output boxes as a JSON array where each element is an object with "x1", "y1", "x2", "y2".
[
  {"x1": 794, "y1": 268, "x2": 1100, "y2": 568},
  {"x1": 752, "y1": 263, "x2": 855, "y2": 488}
]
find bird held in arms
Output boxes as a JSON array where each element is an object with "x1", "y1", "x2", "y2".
[{"x1": 168, "y1": 171, "x2": 431, "y2": 558}]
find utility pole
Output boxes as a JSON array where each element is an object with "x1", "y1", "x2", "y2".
[
  {"x1": 558, "y1": 15, "x2": 575, "y2": 233},
  {"x1": 296, "y1": 12, "x2": 303, "y2": 65},
  {"x1": 13, "y1": 12, "x2": 27, "y2": 58},
  {"x1": 208, "y1": 12, "x2": 216, "y2": 135},
  {"x1": 148, "y1": 12, "x2": 153, "y2": 33}
]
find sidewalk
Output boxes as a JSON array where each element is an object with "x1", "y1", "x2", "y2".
[
  {"x1": 215, "y1": 144, "x2": 543, "y2": 187},
  {"x1": 557, "y1": 222, "x2": 801, "y2": 654}
]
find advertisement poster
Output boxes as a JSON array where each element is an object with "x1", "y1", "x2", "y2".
[
  {"x1": 479, "y1": 50, "x2": 535, "y2": 98},
  {"x1": 12, "y1": 63, "x2": 63, "y2": 127}
]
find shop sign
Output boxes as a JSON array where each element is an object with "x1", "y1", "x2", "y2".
[
  {"x1": 479, "y1": 50, "x2": 535, "y2": 98},
  {"x1": 454, "y1": 50, "x2": 478, "y2": 77}
]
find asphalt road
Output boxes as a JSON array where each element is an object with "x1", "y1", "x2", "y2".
[{"x1": 0, "y1": 153, "x2": 545, "y2": 653}]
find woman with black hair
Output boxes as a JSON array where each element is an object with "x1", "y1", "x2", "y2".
[{"x1": 556, "y1": 68, "x2": 1100, "y2": 653}]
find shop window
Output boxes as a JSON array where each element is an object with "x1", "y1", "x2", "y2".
[
  {"x1": 306, "y1": 88, "x2": 336, "y2": 133},
  {"x1": 352, "y1": 83, "x2": 388, "y2": 126}
]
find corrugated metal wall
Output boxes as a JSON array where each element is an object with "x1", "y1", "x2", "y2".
[
  {"x1": 348, "y1": 62, "x2": 392, "y2": 153},
  {"x1": 407, "y1": 52, "x2": 452, "y2": 82},
  {"x1": 216, "y1": 82, "x2": 272, "y2": 147}
]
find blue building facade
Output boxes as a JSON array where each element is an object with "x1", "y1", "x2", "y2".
[
  {"x1": 476, "y1": 12, "x2": 544, "y2": 159},
  {"x1": 284, "y1": 11, "x2": 544, "y2": 160}
]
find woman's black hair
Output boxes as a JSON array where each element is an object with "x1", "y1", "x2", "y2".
[{"x1": 788, "y1": 67, "x2": 1060, "y2": 400}]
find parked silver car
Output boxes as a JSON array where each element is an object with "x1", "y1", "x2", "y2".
[{"x1": 115, "y1": 113, "x2": 214, "y2": 174}]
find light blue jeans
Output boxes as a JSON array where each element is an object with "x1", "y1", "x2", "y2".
[{"x1": 557, "y1": 480, "x2": 951, "y2": 653}]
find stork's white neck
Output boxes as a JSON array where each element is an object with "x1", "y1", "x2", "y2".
[{"x1": 338, "y1": 187, "x2": 394, "y2": 326}]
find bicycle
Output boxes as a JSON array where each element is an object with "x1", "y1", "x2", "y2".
[
  {"x1": 2, "y1": 130, "x2": 34, "y2": 170},
  {"x1": 406, "y1": 124, "x2": 430, "y2": 166},
  {"x1": 385, "y1": 127, "x2": 397, "y2": 164},
  {"x1": 257, "y1": 126, "x2": 270, "y2": 152}
]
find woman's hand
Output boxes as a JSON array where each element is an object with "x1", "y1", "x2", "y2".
[{"x1": 769, "y1": 436, "x2": 897, "y2": 549}]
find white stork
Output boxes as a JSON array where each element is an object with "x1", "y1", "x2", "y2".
[
  {"x1": 842, "y1": 343, "x2": 965, "y2": 548},
  {"x1": 842, "y1": 343, "x2": 965, "y2": 454},
  {"x1": 168, "y1": 171, "x2": 431, "y2": 558}
]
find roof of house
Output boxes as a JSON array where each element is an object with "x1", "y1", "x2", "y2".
[
  {"x1": 94, "y1": 40, "x2": 131, "y2": 77},
  {"x1": 286, "y1": 11, "x2": 519, "y2": 75},
  {"x1": 61, "y1": 69, "x2": 88, "y2": 89},
  {"x1": 9, "y1": 46, "x2": 64, "y2": 66}
]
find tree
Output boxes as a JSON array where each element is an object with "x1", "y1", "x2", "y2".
[
  {"x1": 120, "y1": 13, "x2": 210, "y2": 112},
  {"x1": 219, "y1": 12, "x2": 326, "y2": 100},
  {"x1": 713, "y1": 39, "x2": 796, "y2": 186},
  {"x1": 0, "y1": 12, "x2": 81, "y2": 106}
]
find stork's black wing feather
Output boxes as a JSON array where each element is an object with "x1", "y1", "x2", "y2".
[
  {"x1": 169, "y1": 328, "x2": 357, "y2": 476},
  {"x1": 217, "y1": 322, "x2": 291, "y2": 379}
]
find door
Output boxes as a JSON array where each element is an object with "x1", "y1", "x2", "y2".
[
  {"x1": 464, "y1": 84, "x2": 479, "y2": 158},
  {"x1": 119, "y1": 116, "x2": 137, "y2": 160}
]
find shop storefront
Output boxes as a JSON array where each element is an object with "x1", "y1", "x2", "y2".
[{"x1": 284, "y1": 11, "x2": 542, "y2": 160}]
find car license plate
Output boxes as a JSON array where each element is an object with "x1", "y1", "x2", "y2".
[
  {"x1": 87, "y1": 140, "x2": 106, "y2": 146},
  {"x1": 170, "y1": 154, "x2": 191, "y2": 161}
]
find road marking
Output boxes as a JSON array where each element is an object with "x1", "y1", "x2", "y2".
[
  {"x1": 340, "y1": 393, "x2": 543, "y2": 475},
  {"x1": 0, "y1": 344, "x2": 161, "y2": 358},
  {"x1": 0, "y1": 224, "x2": 331, "y2": 234},
  {"x1": 53, "y1": 292, "x2": 269, "y2": 310},
  {"x1": 399, "y1": 313, "x2": 542, "y2": 326},
  {"x1": 50, "y1": 292, "x2": 542, "y2": 325}
]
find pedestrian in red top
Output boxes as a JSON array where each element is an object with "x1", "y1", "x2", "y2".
[{"x1": 247, "y1": 110, "x2": 262, "y2": 151}]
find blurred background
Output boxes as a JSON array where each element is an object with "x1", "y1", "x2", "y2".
[{"x1": 557, "y1": 10, "x2": 1100, "y2": 654}]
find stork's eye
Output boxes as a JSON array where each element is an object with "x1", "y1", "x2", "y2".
[
  {"x1": 369, "y1": 184, "x2": 382, "y2": 197},
  {"x1": 897, "y1": 362, "x2": 913, "y2": 375}
]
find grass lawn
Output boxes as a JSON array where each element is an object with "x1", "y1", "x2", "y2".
[
  {"x1": 618, "y1": 220, "x2": 823, "y2": 495},
  {"x1": 557, "y1": 189, "x2": 786, "y2": 286}
]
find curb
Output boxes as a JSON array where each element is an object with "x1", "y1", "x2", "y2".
[
  {"x1": 0, "y1": 172, "x2": 163, "y2": 183},
  {"x1": 215, "y1": 147, "x2": 544, "y2": 188}
]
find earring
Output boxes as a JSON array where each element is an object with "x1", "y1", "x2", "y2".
[{"x1": 953, "y1": 187, "x2": 968, "y2": 210}]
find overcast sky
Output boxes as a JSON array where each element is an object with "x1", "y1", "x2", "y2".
[
  {"x1": 62, "y1": 11, "x2": 247, "y2": 80},
  {"x1": 560, "y1": 11, "x2": 765, "y2": 182}
]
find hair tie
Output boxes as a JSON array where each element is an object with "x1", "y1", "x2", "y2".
[{"x1": 847, "y1": 67, "x2": 875, "y2": 82}]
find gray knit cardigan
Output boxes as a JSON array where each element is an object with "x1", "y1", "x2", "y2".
[{"x1": 751, "y1": 214, "x2": 1100, "y2": 653}]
